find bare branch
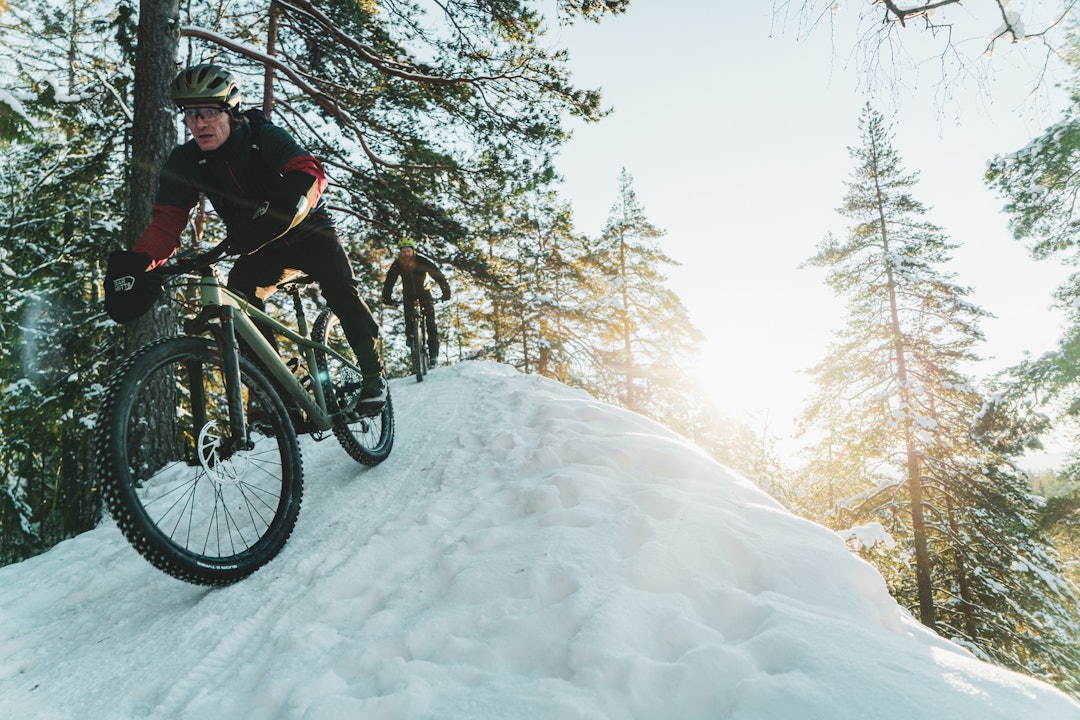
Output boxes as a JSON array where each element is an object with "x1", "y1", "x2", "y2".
[
  {"x1": 879, "y1": 0, "x2": 961, "y2": 28},
  {"x1": 782, "y1": 1, "x2": 1075, "y2": 113}
]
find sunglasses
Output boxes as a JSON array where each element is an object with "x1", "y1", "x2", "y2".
[{"x1": 181, "y1": 107, "x2": 226, "y2": 123}]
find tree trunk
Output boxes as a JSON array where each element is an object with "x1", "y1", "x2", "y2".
[
  {"x1": 124, "y1": 0, "x2": 181, "y2": 469},
  {"x1": 263, "y1": 3, "x2": 278, "y2": 117},
  {"x1": 126, "y1": 0, "x2": 180, "y2": 356},
  {"x1": 946, "y1": 493, "x2": 978, "y2": 640},
  {"x1": 903, "y1": 430, "x2": 936, "y2": 629},
  {"x1": 127, "y1": 0, "x2": 179, "y2": 248},
  {"x1": 618, "y1": 229, "x2": 633, "y2": 410},
  {"x1": 881, "y1": 218, "x2": 936, "y2": 630}
]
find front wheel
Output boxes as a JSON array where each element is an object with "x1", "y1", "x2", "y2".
[
  {"x1": 312, "y1": 309, "x2": 394, "y2": 465},
  {"x1": 411, "y1": 315, "x2": 428, "y2": 382},
  {"x1": 94, "y1": 335, "x2": 303, "y2": 586}
]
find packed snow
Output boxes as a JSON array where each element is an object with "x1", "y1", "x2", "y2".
[{"x1": 1, "y1": 361, "x2": 1078, "y2": 719}]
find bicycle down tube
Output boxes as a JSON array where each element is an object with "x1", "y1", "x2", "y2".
[{"x1": 195, "y1": 273, "x2": 357, "y2": 431}]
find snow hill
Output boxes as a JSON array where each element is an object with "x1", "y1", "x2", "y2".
[{"x1": 1, "y1": 361, "x2": 1078, "y2": 719}]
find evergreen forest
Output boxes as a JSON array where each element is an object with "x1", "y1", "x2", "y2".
[{"x1": 2, "y1": 0, "x2": 1080, "y2": 701}]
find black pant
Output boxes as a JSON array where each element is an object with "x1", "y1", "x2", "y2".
[
  {"x1": 227, "y1": 224, "x2": 383, "y2": 377},
  {"x1": 404, "y1": 293, "x2": 438, "y2": 355}
]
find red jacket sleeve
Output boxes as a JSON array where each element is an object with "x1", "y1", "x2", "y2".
[
  {"x1": 283, "y1": 155, "x2": 328, "y2": 202},
  {"x1": 133, "y1": 205, "x2": 190, "y2": 268}
]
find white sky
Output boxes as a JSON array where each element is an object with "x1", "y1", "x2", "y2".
[
  {"x1": 549, "y1": 2, "x2": 1075, "y2": 460},
  {"x1": 2, "y1": 362, "x2": 1078, "y2": 718}
]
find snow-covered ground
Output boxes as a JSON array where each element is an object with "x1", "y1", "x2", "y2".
[{"x1": 2, "y1": 361, "x2": 1077, "y2": 719}]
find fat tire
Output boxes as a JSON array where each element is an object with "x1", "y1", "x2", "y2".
[
  {"x1": 312, "y1": 309, "x2": 395, "y2": 465},
  {"x1": 94, "y1": 335, "x2": 303, "y2": 586}
]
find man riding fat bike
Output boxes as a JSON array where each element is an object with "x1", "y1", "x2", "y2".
[
  {"x1": 104, "y1": 63, "x2": 387, "y2": 413},
  {"x1": 380, "y1": 238, "x2": 451, "y2": 365}
]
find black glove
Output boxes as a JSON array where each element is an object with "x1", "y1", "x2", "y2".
[
  {"x1": 104, "y1": 251, "x2": 161, "y2": 324},
  {"x1": 382, "y1": 297, "x2": 400, "y2": 307},
  {"x1": 440, "y1": 290, "x2": 450, "y2": 302}
]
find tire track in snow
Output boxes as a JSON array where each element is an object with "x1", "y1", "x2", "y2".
[
  {"x1": 131, "y1": 369, "x2": 483, "y2": 719},
  {"x1": 285, "y1": 366, "x2": 475, "y2": 578},
  {"x1": 151, "y1": 594, "x2": 287, "y2": 717}
]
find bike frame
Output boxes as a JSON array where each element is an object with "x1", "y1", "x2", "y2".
[{"x1": 191, "y1": 268, "x2": 362, "y2": 434}]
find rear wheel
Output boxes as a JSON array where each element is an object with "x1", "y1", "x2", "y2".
[
  {"x1": 94, "y1": 335, "x2": 303, "y2": 586},
  {"x1": 312, "y1": 309, "x2": 394, "y2": 465}
]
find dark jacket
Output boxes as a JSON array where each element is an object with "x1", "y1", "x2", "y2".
[
  {"x1": 381, "y1": 253, "x2": 450, "y2": 302},
  {"x1": 134, "y1": 113, "x2": 329, "y2": 266}
]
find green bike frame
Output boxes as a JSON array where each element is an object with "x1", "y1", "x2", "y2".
[{"x1": 193, "y1": 270, "x2": 359, "y2": 433}]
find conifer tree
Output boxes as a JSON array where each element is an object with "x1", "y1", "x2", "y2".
[
  {"x1": 801, "y1": 104, "x2": 1080, "y2": 693},
  {"x1": 0, "y1": 0, "x2": 136, "y2": 562},
  {"x1": 527, "y1": 198, "x2": 598, "y2": 386},
  {"x1": 504, "y1": 189, "x2": 596, "y2": 380},
  {"x1": 460, "y1": 176, "x2": 596, "y2": 383},
  {"x1": 582, "y1": 169, "x2": 701, "y2": 421},
  {"x1": 986, "y1": 29, "x2": 1080, "y2": 480}
]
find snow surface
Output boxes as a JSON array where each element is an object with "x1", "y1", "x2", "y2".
[{"x1": 2, "y1": 361, "x2": 1078, "y2": 719}]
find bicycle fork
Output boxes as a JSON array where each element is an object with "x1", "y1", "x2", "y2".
[
  {"x1": 218, "y1": 306, "x2": 252, "y2": 449},
  {"x1": 185, "y1": 305, "x2": 253, "y2": 456}
]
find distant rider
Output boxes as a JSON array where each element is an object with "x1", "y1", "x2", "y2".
[{"x1": 381, "y1": 238, "x2": 451, "y2": 364}]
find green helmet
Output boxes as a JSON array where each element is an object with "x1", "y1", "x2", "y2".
[
  {"x1": 171, "y1": 64, "x2": 241, "y2": 109},
  {"x1": 398, "y1": 238, "x2": 417, "y2": 249}
]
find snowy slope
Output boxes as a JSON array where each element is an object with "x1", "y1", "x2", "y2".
[{"x1": 1, "y1": 361, "x2": 1077, "y2": 720}]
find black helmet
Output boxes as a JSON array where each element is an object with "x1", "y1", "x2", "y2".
[{"x1": 170, "y1": 64, "x2": 241, "y2": 109}]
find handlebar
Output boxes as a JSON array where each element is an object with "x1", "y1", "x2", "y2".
[
  {"x1": 383, "y1": 296, "x2": 447, "y2": 306},
  {"x1": 159, "y1": 239, "x2": 233, "y2": 280}
]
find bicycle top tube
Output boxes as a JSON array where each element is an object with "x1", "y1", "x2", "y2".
[
  {"x1": 165, "y1": 241, "x2": 362, "y2": 376},
  {"x1": 196, "y1": 276, "x2": 310, "y2": 347}
]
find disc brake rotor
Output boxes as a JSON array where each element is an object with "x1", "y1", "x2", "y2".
[{"x1": 196, "y1": 421, "x2": 249, "y2": 484}]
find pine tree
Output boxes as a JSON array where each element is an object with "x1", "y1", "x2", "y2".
[
  {"x1": 800, "y1": 104, "x2": 1080, "y2": 694},
  {"x1": 0, "y1": 0, "x2": 136, "y2": 562},
  {"x1": 503, "y1": 189, "x2": 602, "y2": 383},
  {"x1": 454, "y1": 174, "x2": 598, "y2": 383},
  {"x1": 986, "y1": 27, "x2": 1080, "y2": 479},
  {"x1": 582, "y1": 169, "x2": 701, "y2": 417}
]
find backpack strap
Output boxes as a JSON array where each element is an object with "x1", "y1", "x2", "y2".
[{"x1": 242, "y1": 107, "x2": 269, "y2": 152}]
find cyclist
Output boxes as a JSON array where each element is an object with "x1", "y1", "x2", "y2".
[
  {"x1": 104, "y1": 63, "x2": 386, "y2": 412},
  {"x1": 381, "y1": 238, "x2": 451, "y2": 365}
]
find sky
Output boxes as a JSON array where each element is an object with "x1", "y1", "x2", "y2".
[
  {"x1": 2, "y1": 361, "x2": 1079, "y2": 719},
  {"x1": 547, "y1": 2, "x2": 1077, "y2": 463}
]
